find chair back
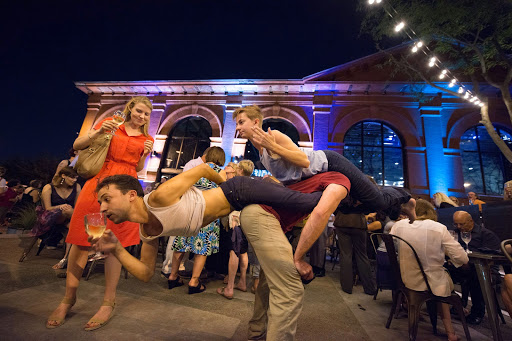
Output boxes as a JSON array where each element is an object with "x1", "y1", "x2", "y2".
[
  {"x1": 482, "y1": 201, "x2": 512, "y2": 241},
  {"x1": 375, "y1": 233, "x2": 434, "y2": 294},
  {"x1": 437, "y1": 205, "x2": 481, "y2": 230},
  {"x1": 501, "y1": 239, "x2": 512, "y2": 264}
]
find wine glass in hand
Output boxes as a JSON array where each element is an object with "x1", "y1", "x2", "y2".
[
  {"x1": 85, "y1": 213, "x2": 107, "y2": 258},
  {"x1": 109, "y1": 110, "x2": 126, "y2": 135},
  {"x1": 461, "y1": 231, "x2": 472, "y2": 254}
]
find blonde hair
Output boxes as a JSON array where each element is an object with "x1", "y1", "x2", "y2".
[
  {"x1": 205, "y1": 146, "x2": 226, "y2": 167},
  {"x1": 233, "y1": 105, "x2": 263, "y2": 127},
  {"x1": 123, "y1": 96, "x2": 153, "y2": 137},
  {"x1": 415, "y1": 199, "x2": 438, "y2": 221},
  {"x1": 433, "y1": 192, "x2": 458, "y2": 207},
  {"x1": 225, "y1": 162, "x2": 237, "y2": 170},
  {"x1": 237, "y1": 160, "x2": 255, "y2": 176}
]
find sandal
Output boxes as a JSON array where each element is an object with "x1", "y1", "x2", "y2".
[
  {"x1": 46, "y1": 297, "x2": 76, "y2": 329},
  {"x1": 168, "y1": 276, "x2": 184, "y2": 289},
  {"x1": 216, "y1": 287, "x2": 233, "y2": 300},
  {"x1": 188, "y1": 280, "x2": 206, "y2": 294},
  {"x1": 52, "y1": 258, "x2": 68, "y2": 270},
  {"x1": 84, "y1": 300, "x2": 115, "y2": 331}
]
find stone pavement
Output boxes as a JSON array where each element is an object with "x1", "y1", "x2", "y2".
[{"x1": 0, "y1": 234, "x2": 511, "y2": 340}]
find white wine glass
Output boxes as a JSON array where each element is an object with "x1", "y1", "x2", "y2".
[
  {"x1": 85, "y1": 213, "x2": 107, "y2": 259},
  {"x1": 109, "y1": 110, "x2": 126, "y2": 135},
  {"x1": 461, "y1": 231, "x2": 472, "y2": 254}
]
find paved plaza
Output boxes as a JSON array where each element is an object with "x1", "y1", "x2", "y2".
[{"x1": 1, "y1": 234, "x2": 511, "y2": 340}]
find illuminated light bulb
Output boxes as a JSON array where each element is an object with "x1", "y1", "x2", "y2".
[
  {"x1": 479, "y1": 102, "x2": 484, "y2": 107},
  {"x1": 474, "y1": 100, "x2": 481, "y2": 105},
  {"x1": 376, "y1": 0, "x2": 382, "y2": 3},
  {"x1": 464, "y1": 92, "x2": 470, "y2": 99},
  {"x1": 458, "y1": 87, "x2": 464, "y2": 94},
  {"x1": 469, "y1": 97, "x2": 477, "y2": 102},
  {"x1": 448, "y1": 82, "x2": 454, "y2": 88},
  {"x1": 412, "y1": 46, "x2": 418, "y2": 53},
  {"x1": 441, "y1": 69, "x2": 448, "y2": 75},
  {"x1": 428, "y1": 61, "x2": 435, "y2": 67},
  {"x1": 368, "y1": 0, "x2": 375, "y2": 4},
  {"x1": 394, "y1": 22, "x2": 405, "y2": 32},
  {"x1": 439, "y1": 73, "x2": 446, "y2": 79},
  {"x1": 417, "y1": 41, "x2": 423, "y2": 48}
]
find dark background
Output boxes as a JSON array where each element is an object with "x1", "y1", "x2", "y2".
[{"x1": 0, "y1": 0, "x2": 375, "y2": 161}]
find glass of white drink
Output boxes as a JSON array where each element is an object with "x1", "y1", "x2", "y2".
[
  {"x1": 109, "y1": 110, "x2": 126, "y2": 135},
  {"x1": 85, "y1": 213, "x2": 107, "y2": 239},
  {"x1": 461, "y1": 231, "x2": 472, "y2": 254}
]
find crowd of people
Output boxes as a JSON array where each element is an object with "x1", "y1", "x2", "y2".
[{"x1": 2, "y1": 100, "x2": 512, "y2": 340}]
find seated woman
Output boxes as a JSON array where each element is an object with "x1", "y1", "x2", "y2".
[
  {"x1": 391, "y1": 199, "x2": 468, "y2": 341},
  {"x1": 40, "y1": 167, "x2": 81, "y2": 269}
]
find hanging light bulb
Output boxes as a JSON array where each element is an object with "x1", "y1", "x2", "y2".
[
  {"x1": 448, "y1": 79, "x2": 456, "y2": 88},
  {"x1": 464, "y1": 92, "x2": 470, "y2": 99},
  {"x1": 439, "y1": 73, "x2": 446, "y2": 79},
  {"x1": 474, "y1": 100, "x2": 481, "y2": 105},
  {"x1": 394, "y1": 22, "x2": 405, "y2": 32},
  {"x1": 479, "y1": 102, "x2": 484, "y2": 107},
  {"x1": 376, "y1": 0, "x2": 382, "y2": 3},
  {"x1": 469, "y1": 97, "x2": 477, "y2": 102},
  {"x1": 412, "y1": 46, "x2": 418, "y2": 53},
  {"x1": 441, "y1": 70, "x2": 448, "y2": 75},
  {"x1": 417, "y1": 41, "x2": 423, "y2": 48},
  {"x1": 428, "y1": 57, "x2": 436, "y2": 67},
  {"x1": 368, "y1": 0, "x2": 375, "y2": 4},
  {"x1": 458, "y1": 87, "x2": 464, "y2": 94}
]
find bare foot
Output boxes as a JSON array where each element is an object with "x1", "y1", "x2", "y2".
[
  {"x1": 402, "y1": 198, "x2": 416, "y2": 223},
  {"x1": 217, "y1": 287, "x2": 234, "y2": 299},
  {"x1": 235, "y1": 282, "x2": 247, "y2": 292},
  {"x1": 84, "y1": 305, "x2": 114, "y2": 329}
]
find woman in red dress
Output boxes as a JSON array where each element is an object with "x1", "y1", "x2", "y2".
[{"x1": 47, "y1": 96, "x2": 154, "y2": 330}]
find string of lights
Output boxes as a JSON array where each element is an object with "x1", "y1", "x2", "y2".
[{"x1": 366, "y1": 0, "x2": 484, "y2": 107}]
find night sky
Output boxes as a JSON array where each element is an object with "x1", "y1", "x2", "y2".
[{"x1": 0, "y1": 0, "x2": 376, "y2": 161}]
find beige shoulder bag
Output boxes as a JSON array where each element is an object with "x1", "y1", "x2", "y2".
[{"x1": 74, "y1": 134, "x2": 112, "y2": 179}]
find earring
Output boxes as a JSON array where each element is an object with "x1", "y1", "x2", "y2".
[{"x1": 60, "y1": 178, "x2": 65, "y2": 185}]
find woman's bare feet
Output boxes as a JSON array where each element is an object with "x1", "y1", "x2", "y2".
[{"x1": 402, "y1": 198, "x2": 416, "y2": 223}]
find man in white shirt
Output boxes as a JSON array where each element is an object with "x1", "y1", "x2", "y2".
[{"x1": 161, "y1": 147, "x2": 211, "y2": 276}]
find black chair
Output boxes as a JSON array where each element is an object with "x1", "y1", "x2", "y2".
[
  {"x1": 501, "y1": 239, "x2": 512, "y2": 264},
  {"x1": 376, "y1": 233, "x2": 472, "y2": 341},
  {"x1": 482, "y1": 202, "x2": 512, "y2": 241},
  {"x1": 437, "y1": 205, "x2": 481, "y2": 230},
  {"x1": 369, "y1": 233, "x2": 397, "y2": 300}
]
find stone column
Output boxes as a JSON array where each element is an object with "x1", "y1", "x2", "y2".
[
  {"x1": 221, "y1": 104, "x2": 241, "y2": 165},
  {"x1": 138, "y1": 100, "x2": 166, "y2": 180},
  {"x1": 421, "y1": 108, "x2": 448, "y2": 196},
  {"x1": 78, "y1": 95, "x2": 101, "y2": 137},
  {"x1": 312, "y1": 93, "x2": 333, "y2": 151}
]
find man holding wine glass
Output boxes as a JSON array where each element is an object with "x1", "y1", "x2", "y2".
[{"x1": 447, "y1": 211, "x2": 501, "y2": 325}]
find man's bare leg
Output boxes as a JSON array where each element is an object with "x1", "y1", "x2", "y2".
[{"x1": 401, "y1": 198, "x2": 417, "y2": 223}]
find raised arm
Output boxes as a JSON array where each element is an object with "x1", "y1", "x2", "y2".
[
  {"x1": 251, "y1": 127, "x2": 310, "y2": 168},
  {"x1": 73, "y1": 120, "x2": 119, "y2": 151},
  {"x1": 149, "y1": 163, "x2": 225, "y2": 207}
]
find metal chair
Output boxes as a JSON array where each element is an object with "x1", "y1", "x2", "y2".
[
  {"x1": 501, "y1": 239, "x2": 512, "y2": 263},
  {"x1": 369, "y1": 233, "x2": 397, "y2": 300},
  {"x1": 376, "y1": 233, "x2": 472, "y2": 341}
]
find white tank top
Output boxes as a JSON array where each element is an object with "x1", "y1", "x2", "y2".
[
  {"x1": 139, "y1": 187, "x2": 205, "y2": 242},
  {"x1": 259, "y1": 148, "x2": 328, "y2": 185}
]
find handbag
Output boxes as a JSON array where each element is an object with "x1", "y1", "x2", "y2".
[{"x1": 74, "y1": 133, "x2": 112, "y2": 179}]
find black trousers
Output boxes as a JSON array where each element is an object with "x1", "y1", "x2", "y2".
[
  {"x1": 323, "y1": 150, "x2": 410, "y2": 219},
  {"x1": 447, "y1": 263, "x2": 485, "y2": 318},
  {"x1": 220, "y1": 176, "x2": 322, "y2": 213},
  {"x1": 336, "y1": 226, "x2": 376, "y2": 294}
]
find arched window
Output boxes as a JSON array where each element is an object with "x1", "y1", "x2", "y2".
[
  {"x1": 158, "y1": 117, "x2": 212, "y2": 178},
  {"x1": 460, "y1": 125, "x2": 512, "y2": 195},
  {"x1": 243, "y1": 118, "x2": 300, "y2": 174},
  {"x1": 343, "y1": 121, "x2": 405, "y2": 187}
]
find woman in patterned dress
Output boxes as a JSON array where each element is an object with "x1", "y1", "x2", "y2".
[
  {"x1": 167, "y1": 147, "x2": 226, "y2": 294},
  {"x1": 46, "y1": 96, "x2": 154, "y2": 330}
]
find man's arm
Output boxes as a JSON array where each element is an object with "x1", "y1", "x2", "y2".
[
  {"x1": 294, "y1": 184, "x2": 348, "y2": 280},
  {"x1": 150, "y1": 163, "x2": 225, "y2": 207},
  {"x1": 252, "y1": 127, "x2": 310, "y2": 168},
  {"x1": 91, "y1": 230, "x2": 159, "y2": 282}
]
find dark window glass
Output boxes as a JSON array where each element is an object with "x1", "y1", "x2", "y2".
[
  {"x1": 343, "y1": 121, "x2": 404, "y2": 187},
  {"x1": 460, "y1": 125, "x2": 512, "y2": 195}
]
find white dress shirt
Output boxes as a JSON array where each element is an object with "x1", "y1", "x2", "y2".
[{"x1": 391, "y1": 219, "x2": 468, "y2": 297}]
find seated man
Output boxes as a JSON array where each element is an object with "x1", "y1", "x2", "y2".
[
  {"x1": 90, "y1": 164, "x2": 348, "y2": 282},
  {"x1": 447, "y1": 211, "x2": 501, "y2": 325}
]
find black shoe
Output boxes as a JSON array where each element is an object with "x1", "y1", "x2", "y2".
[
  {"x1": 160, "y1": 270, "x2": 170, "y2": 279},
  {"x1": 188, "y1": 280, "x2": 206, "y2": 294},
  {"x1": 466, "y1": 315, "x2": 483, "y2": 325},
  {"x1": 168, "y1": 276, "x2": 184, "y2": 289}
]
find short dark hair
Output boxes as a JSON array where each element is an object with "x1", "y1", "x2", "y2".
[{"x1": 96, "y1": 175, "x2": 144, "y2": 197}]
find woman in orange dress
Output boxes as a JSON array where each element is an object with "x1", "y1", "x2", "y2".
[{"x1": 47, "y1": 96, "x2": 154, "y2": 330}]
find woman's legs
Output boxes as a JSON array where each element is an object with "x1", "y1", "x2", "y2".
[
  {"x1": 47, "y1": 244, "x2": 88, "y2": 326},
  {"x1": 221, "y1": 250, "x2": 240, "y2": 297},
  {"x1": 501, "y1": 274, "x2": 512, "y2": 320},
  {"x1": 189, "y1": 254, "x2": 207, "y2": 288},
  {"x1": 169, "y1": 251, "x2": 186, "y2": 281},
  {"x1": 84, "y1": 254, "x2": 122, "y2": 328}
]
